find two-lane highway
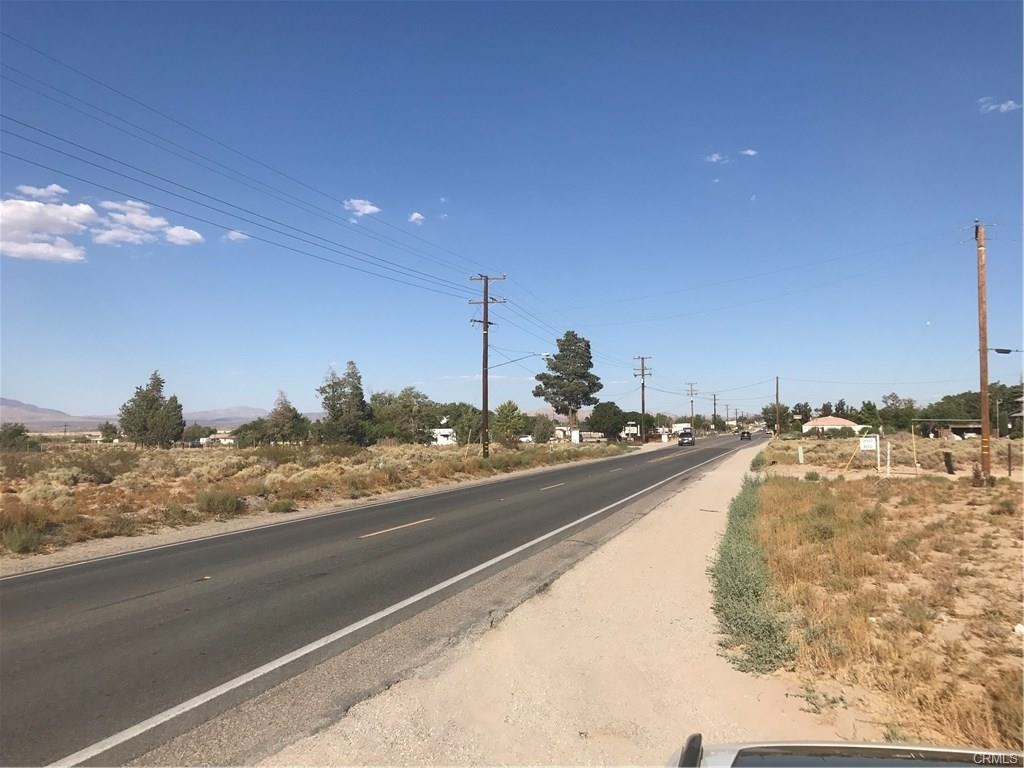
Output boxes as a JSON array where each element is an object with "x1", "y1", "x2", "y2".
[{"x1": 0, "y1": 435, "x2": 760, "y2": 766}]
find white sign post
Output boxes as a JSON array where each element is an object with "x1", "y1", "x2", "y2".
[{"x1": 859, "y1": 435, "x2": 881, "y2": 472}]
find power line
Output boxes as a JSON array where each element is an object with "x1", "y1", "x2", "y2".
[
  {"x1": 1, "y1": 150, "x2": 473, "y2": 300},
  {"x1": 0, "y1": 48, "x2": 486, "y2": 275},
  {"x1": 0, "y1": 73, "x2": 475, "y2": 277},
  {"x1": 0, "y1": 132, "x2": 478, "y2": 298}
]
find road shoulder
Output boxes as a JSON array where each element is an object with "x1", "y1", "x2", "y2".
[{"x1": 245, "y1": 444, "x2": 872, "y2": 765}]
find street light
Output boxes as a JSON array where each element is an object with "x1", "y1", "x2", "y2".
[{"x1": 989, "y1": 348, "x2": 1023, "y2": 354}]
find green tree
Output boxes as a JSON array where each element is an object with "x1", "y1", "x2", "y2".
[
  {"x1": 118, "y1": 371, "x2": 184, "y2": 447},
  {"x1": 655, "y1": 413, "x2": 674, "y2": 428},
  {"x1": 317, "y1": 362, "x2": 374, "y2": 445},
  {"x1": 622, "y1": 411, "x2": 656, "y2": 436},
  {"x1": 492, "y1": 400, "x2": 525, "y2": 445},
  {"x1": 587, "y1": 401, "x2": 627, "y2": 439},
  {"x1": 438, "y1": 402, "x2": 483, "y2": 446},
  {"x1": 267, "y1": 391, "x2": 311, "y2": 443},
  {"x1": 880, "y1": 392, "x2": 916, "y2": 432},
  {"x1": 183, "y1": 423, "x2": 216, "y2": 443},
  {"x1": 858, "y1": 400, "x2": 881, "y2": 429},
  {"x1": 819, "y1": 401, "x2": 833, "y2": 418},
  {"x1": 792, "y1": 402, "x2": 813, "y2": 424},
  {"x1": 0, "y1": 423, "x2": 37, "y2": 451},
  {"x1": 98, "y1": 421, "x2": 119, "y2": 442},
  {"x1": 834, "y1": 399, "x2": 849, "y2": 417},
  {"x1": 150, "y1": 395, "x2": 185, "y2": 447},
  {"x1": 761, "y1": 403, "x2": 792, "y2": 433},
  {"x1": 532, "y1": 330, "x2": 603, "y2": 430},
  {"x1": 531, "y1": 414, "x2": 556, "y2": 443},
  {"x1": 233, "y1": 418, "x2": 271, "y2": 447},
  {"x1": 370, "y1": 387, "x2": 437, "y2": 443}
]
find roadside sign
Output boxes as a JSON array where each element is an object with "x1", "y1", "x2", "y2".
[{"x1": 860, "y1": 436, "x2": 878, "y2": 451}]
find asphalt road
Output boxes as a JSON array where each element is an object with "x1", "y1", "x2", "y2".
[{"x1": 0, "y1": 435, "x2": 760, "y2": 766}]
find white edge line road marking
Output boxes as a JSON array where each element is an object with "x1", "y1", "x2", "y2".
[
  {"x1": 539, "y1": 482, "x2": 565, "y2": 491},
  {"x1": 608, "y1": 467, "x2": 622, "y2": 472},
  {"x1": 358, "y1": 518, "x2": 434, "y2": 539},
  {"x1": 1, "y1": 448, "x2": 655, "y2": 583},
  {"x1": 49, "y1": 445, "x2": 744, "y2": 767}
]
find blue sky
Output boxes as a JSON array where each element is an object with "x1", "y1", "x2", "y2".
[{"x1": 1, "y1": 1, "x2": 1021, "y2": 419}]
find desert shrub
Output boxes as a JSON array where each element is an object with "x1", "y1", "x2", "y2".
[
  {"x1": 161, "y1": 504, "x2": 199, "y2": 527},
  {"x1": 2, "y1": 521, "x2": 44, "y2": 553},
  {"x1": 805, "y1": 471, "x2": 821, "y2": 481},
  {"x1": 750, "y1": 452, "x2": 766, "y2": 470},
  {"x1": 195, "y1": 489, "x2": 242, "y2": 516},
  {"x1": 711, "y1": 477, "x2": 794, "y2": 672},
  {"x1": 0, "y1": 450, "x2": 52, "y2": 481},
  {"x1": 269, "y1": 499, "x2": 295, "y2": 514}
]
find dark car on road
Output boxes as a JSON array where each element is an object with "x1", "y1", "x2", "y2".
[
  {"x1": 740, "y1": 430, "x2": 751, "y2": 440},
  {"x1": 678, "y1": 429, "x2": 695, "y2": 446}
]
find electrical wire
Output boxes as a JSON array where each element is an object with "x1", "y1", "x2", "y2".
[
  {"x1": 0, "y1": 69, "x2": 476, "y2": 277},
  {"x1": 0, "y1": 131, "x2": 478, "y2": 298},
  {"x1": 1, "y1": 150, "x2": 474, "y2": 300}
]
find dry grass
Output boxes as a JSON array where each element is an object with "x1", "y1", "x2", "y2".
[
  {"x1": 0, "y1": 441, "x2": 630, "y2": 555},
  {"x1": 754, "y1": 474, "x2": 1023, "y2": 750},
  {"x1": 765, "y1": 434, "x2": 1024, "y2": 479}
]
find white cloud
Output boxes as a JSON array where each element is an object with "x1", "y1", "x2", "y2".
[
  {"x1": 225, "y1": 229, "x2": 250, "y2": 241},
  {"x1": 0, "y1": 198, "x2": 97, "y2": 262},
  {"x1": 93, "y1": 226, "x2": 156, "y2": 245},
  {"x1": 0, "y1": 237, "x2": 85, "y2": 262},
  {"x1": 978, "y1": 97, "x2": 1022, "y2": 114},
  {"x1": 704, "y1": 152, "x2": 728, "y2": 164},
  {"x1": 712, "y1": 178, "x2": 720, "y2": 183},
  {"x1": 439, "y1": 212, "x2": 449, "y2": 220},
  {"x1": 408, "y1": 211, "x2": 425, "y2": 225},
  {"x1": 100, "y1": 199, "x2": 168, "y2": 231},
  {"x1": 348, "y1": 217, "x2": 358, "y2": 225},
  {"x1": 15, "y1": 183, "x2": 68, "y2": 201},
  {"x1": 440, "y1": 196, "x2": 447, "y2": 203},
  {"x1": 165, "y1": 225, "x2": 204, "y2": 245},
  {"x1": 740, "y1": 148, "x2": 758, "y2": 156},
  {"x1": 343, "y1": 198, "x2": 381, "y2": 216},
  {"x1": 1, "y1": 187, "x2": 204, "y2": 260},
  {"x1": 750, "y1": 194, "x2": 757, "y2": 201}
]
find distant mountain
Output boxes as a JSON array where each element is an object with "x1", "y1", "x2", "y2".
[
  {"x1": 0, "y1": 398, "x2": 74, "y2": 422},
  {"x1": 0, "y1": 398, "x2": 270, "y2": 432},
  {"x1": 183, "y1": 407, "x2": 268, "y2": 427}
]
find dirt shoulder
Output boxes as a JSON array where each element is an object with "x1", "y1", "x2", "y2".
[{"x1": 259, "y1": 445, "x2": 875, "y2": 766}]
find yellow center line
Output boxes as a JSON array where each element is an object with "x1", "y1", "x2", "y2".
[
  {"x1": 539, "y1": 482, "x2": 566, "y2": 491},
  {"x1": 358, "y1": 517, "x2": 435, "y2": 539}
]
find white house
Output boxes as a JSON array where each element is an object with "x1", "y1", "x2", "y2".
[
  {"x1": 801, "y1": 416, "x2": 867, "y2": 434},
  {"x1": 430, "y1": 428, "x2": 457, "y2": 446}
]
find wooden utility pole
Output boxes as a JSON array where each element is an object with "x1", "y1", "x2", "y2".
[
  {"x1": 775, "y1": 376, "x2": 781, "y2": 436},
  {"x1": 633, "y1": 357, "x2": 652, "y2": 443},
  {"x1": 976, "y1": 222, "x2": 991, "y2": 478},
  {"x1": 712, "y1": 393, "x2": 718, "y2": 431},
  {"x1": 686, "y1": 383, "x2": 697, "y2": 428},
  {"x1": 470, "y1": 274, "x2": 506, "y2": 458}
]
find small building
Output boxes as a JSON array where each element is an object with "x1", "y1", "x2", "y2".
[
  {"x1": 430, "y1": 428, "x2": 457, "y2": 446},
  {"x1": 801, "y1": 416, "x2": 866, "y2": 434}
]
